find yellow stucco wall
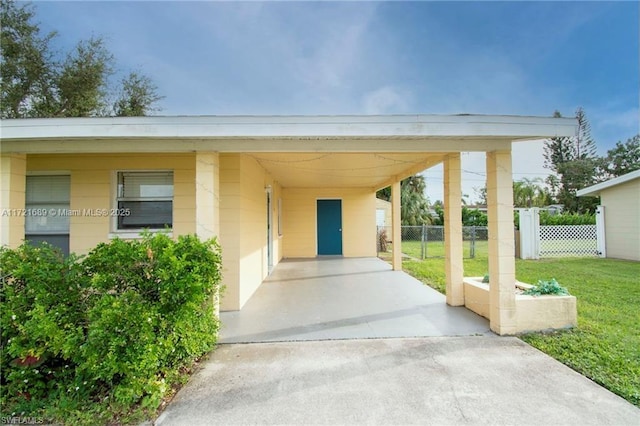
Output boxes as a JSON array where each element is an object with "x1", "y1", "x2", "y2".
[
  {"x1": 219, "y1": 154, "x2": 283, "y2": 311},
  {"x1": 25, "y1": 154, "x2": 197, "y2": 254},
  {"x1": 600, "y1": 179, "x2": 640, "y2": 261},
  {"x1": 17, "y1": 152, "x2": 374, "y2": 312},
  {"x1": 463, "y1": 277, "x2": 577, "y2": 333},
  {"x1": 0, "y1": 154, "x2": 27, "y2": 248},
  {"x1": 282, "y1": 187, "x2": 376, "y2": 258}
]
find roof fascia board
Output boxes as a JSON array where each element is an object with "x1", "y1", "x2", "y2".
[
  {"x1": 576, "y1": 169, "x2": 640, "y2": 196},
  {"x1": 1, "y1": 114, "x2": 577, "y2": 141},
  {"x1": 1, "y1": 138, "x2": 515, "y2": 154}
]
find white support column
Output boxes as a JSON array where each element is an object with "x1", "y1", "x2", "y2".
[
  {"x1": 486, "y1": 150, "x2": 517, "y2": 335},
  {"x1": 444, "y1": 154, "x2": 464, "y2": 306},
  {"x1": 596, "y1": 205, "x2": 606, "y2": 258},
  {"x1": 0, "y1": 154, "x2": 27, "y2": 248},
  {"x1": 195, "y1": 152, "x2": 220, "y2": 240},
  {"x1": 391, "y1": 180, "x2": 402, "y2": 271}
]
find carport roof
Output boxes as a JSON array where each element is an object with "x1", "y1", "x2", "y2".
[
  {"x1": 1, "y1": 114, "x2": 577, "y2": 154},
  {"x1": 1, "y1": 114, "x2": 578, "y2": 188}
]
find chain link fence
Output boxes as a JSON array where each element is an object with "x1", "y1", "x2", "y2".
[{"x1": 377, "y1": 225, "x2": 488, "y2": 260}]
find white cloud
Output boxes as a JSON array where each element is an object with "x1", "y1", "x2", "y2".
[{"x1": 362, "y1": 86, "x2": 411, "y2": 114}]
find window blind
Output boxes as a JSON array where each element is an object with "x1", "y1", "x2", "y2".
[{"x1": 119, "y1": 172, "x2": 173, "y2": 198}]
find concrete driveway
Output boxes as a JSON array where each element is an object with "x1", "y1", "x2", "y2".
[
  {"x1": 220, "y1": 257, "x2": 489, "y2": 343},
  {"x1": 156, "y1": 337, "x2": 640, "y2": 425},
  {"x1": 156, "y1": 258, "x2": 640, "y2": 425}
]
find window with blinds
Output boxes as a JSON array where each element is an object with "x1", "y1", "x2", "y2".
[
  {"x1": 25, "y1": 175, "x2": 70, "y2": 256},
  {"x1": 116, "y1": 171, "x2": 173, "y2": 230},
  {"x1": 25, "y1": 175, "x2": 70, "y2": 234}
]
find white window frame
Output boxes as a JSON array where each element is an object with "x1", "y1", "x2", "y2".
[{"x1": 109, "y1": 170, "x2": 174, "y2": 239}]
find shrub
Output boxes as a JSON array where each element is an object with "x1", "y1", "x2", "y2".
[
  {"x1": 539, "y1": 211, "x2": 596, "y2": 226},
  {"x1": 0, "y1": 243, "x2": 86, "y2": 411},
  {"x1": 514, "y1": 211, "x2": 596, "y2": 229},
  {"x1": 0, "y1": 233, "x2": 222, "y2": 422},
  {"x1": 523, "y1": 278, "x2": 570, "y2": 296}
]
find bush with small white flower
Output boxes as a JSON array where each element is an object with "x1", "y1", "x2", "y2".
[{"x1": 0, "y1": 232, "x2": 222, "y2": 424}]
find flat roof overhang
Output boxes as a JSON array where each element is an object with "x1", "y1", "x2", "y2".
[
  {"x1": 0, "y1": 114, "x2": 577, "y2": 190},
  {"x1": 1, "y1": 114, "x2": 577, "y2": 154}
]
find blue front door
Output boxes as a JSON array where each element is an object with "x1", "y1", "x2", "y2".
[{"x1": 317, "y1": 199, "x2": 343, "y2": 255}]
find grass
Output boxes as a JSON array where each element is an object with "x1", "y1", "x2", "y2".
[{"x1": 401, "y1": 254, "x2": 640, "y2": 407}]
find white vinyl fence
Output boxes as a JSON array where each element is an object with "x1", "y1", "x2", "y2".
[{"x1": 519, "y1": 207, "x2": 606, "y2": 259}]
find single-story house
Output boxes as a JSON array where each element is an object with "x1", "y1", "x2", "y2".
[
  {"x1": 577, "y1": 170, "x2": 640, "y2": 261},
  {"x1": 0, "y1": 114, "x2": 576, "y2": 335}
]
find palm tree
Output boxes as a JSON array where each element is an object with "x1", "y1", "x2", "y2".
[
  {"x1": 377, "y1": 174, "x2": 431, "y2": 225},
  {"x1": 513, "y1": 178, "x2": 547, "y2": 208},
  {"x1": 400, "y1": 185, "x2": 431, "y2": 226}
]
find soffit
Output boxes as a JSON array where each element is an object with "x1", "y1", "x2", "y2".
[{"x1": 248, "y1": 152, "x2": 445, "y2": 188}]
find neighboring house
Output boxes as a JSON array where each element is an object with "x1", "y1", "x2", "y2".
[
  {"x1": 577, "y1": 170, "x2": 640, "y2": 261},
  {"x1": 0, "y1": 114, "x2": 576, "y2": 335},
  {"x1": 375, "y1": 198, "x2": 392, "y2": 228},
  {"x1": 543, "y1": 204, "x2": 564, "y2": 215}
]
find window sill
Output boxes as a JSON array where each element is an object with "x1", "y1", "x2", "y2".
[{"x1": 108, "y1": 230, "x2": 173, "y2": 240}]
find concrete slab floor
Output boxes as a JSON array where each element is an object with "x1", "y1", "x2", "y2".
[
  {"x1": 155, "y1": 337, "x2": 640, "y2": 425},
  {"x1": 219, "y1": 257, "x2": 490, "y2": 343}
]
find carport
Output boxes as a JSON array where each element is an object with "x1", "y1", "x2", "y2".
[
  {"x1": 220, "y1": 257, "x2": 490, "y2": 343},
  {"x1": 1, "y1": 114, "x2": 577, "y2": 335}
]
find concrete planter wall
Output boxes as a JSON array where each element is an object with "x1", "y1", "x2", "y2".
[{"x1": 463, "y1": 277, "x2": 577, "y2": 334}]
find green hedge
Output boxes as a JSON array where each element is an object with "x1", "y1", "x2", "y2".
[
  {"x1": 514, "y1": 211, "x2": 596, "y2": 228},
  {"x1": 0, "y1": 233, "x2": 222, "y2": 423},
  {"x1": 539, "y1": 211, "x2": 596, "y2": 225}
]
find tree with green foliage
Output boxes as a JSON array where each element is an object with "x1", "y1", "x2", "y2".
[
  {"x1": 400, "y1": 184, "x2": 431, "y2": 225},
  {"x1": 0, "y1": 0, "x2": 163, "y2": 118},
  {"x1": 377, "y1": 174, "x2": 431, "y2": 225},
  {"x1": 601, "y1": 134, "x2": 640, "y2": 178},
  {"x1": 512, "y1": 177, "x2": 551, "y2": 208},
  {"x1": 0, "y1": 0, "x2": 56, "y2": 117},
  {"x1": 473, "y1": 185, "x2": 487, "y2": 205},
  {"x1": 544, "y1": 107, "x2": 599, "y2": 213},
  {"x1": 113, "y1": 72, "x2": 163, "y2": 117}
]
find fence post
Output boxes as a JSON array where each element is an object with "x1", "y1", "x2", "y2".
[
  {"x1": 533, "y1": 208, "x2": 540, "y2": 258},
  {"x1": 470, "y1": 225, "x2": 476, "y2": 258},
  {"x1": 420, "y1": 223, "x2": 427, "y2": 260},
  {"x1": 596, "y1": 205, "x2": 606, "y2": 258},
  {"x1": 519, "y1": 208, "x2": 540, "y2": 259}
]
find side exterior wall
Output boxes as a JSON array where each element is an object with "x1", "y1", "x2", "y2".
[
  {"x1": 25, "y1": 154, "x2": 197, "y2": 254},
  {"x1": 601, "y1": 179, "x2": 640, "y2": 261},
  {"x1": 282, "y1": 187, "x2": 376, "y2": 258},
  {"x1": 219, "y1": 154, "x2": 283, "y2": 311},
  {"x1": 375, "y1": 198, "x2": 392, "y2": 227}
]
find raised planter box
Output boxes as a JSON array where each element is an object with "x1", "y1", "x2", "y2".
[{"x1": 463, "y1": 277, "x2": 577, "y2": 334}]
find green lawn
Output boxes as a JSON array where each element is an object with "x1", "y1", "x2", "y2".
[{"x1": 401, "y1": 255, "x2": 640, "y2": 407}]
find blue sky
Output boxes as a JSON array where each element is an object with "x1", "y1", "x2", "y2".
[{"x1": 33, "y1": 0, "x2": 638, "y2": 202}]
